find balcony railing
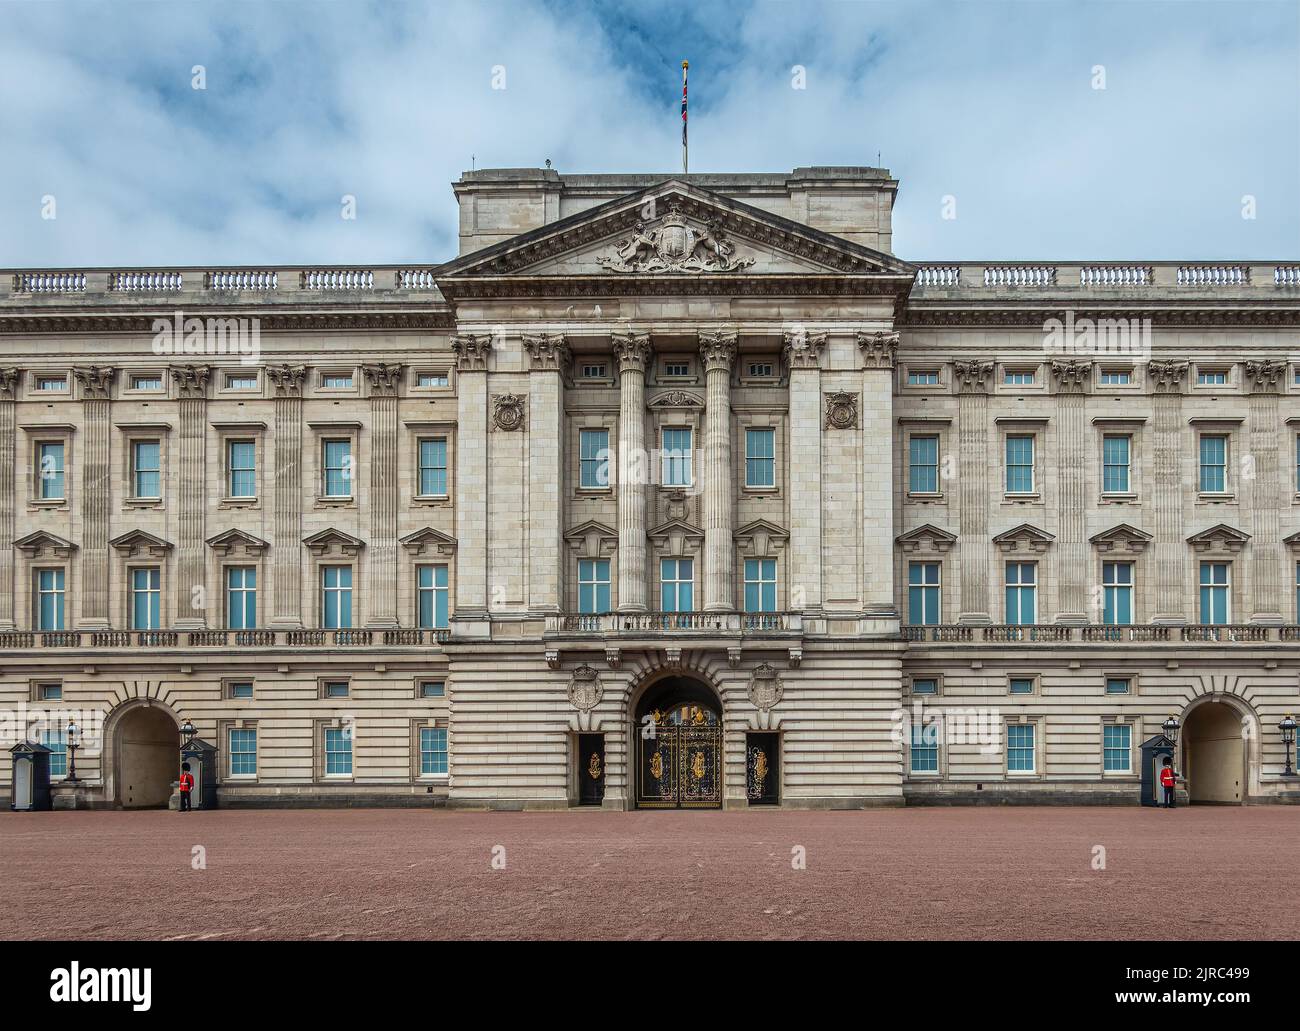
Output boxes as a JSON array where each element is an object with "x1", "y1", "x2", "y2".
[
  {"x1": 551, "y1": 611, "x2": 801, "y2": 634},
  {"x1": 904, "y1": 623, "x2": 1298, "y2": 644},
  {"x1": 0, "y1": 628, "x2": 451, "y2": 650}
]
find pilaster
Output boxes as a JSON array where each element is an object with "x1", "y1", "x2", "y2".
[
  {"x1": 524, "y1": 334, "x2": 570, "y2": 613},
  {"x1": 452, "y1": 334, "x2": 492, "y2": 624},
  {"x1": 858, "y1": 330, "x2": 898, "y2": 615},
  {"x1": 1051, "y1": 359, "x2": 1091, "y2": 624},
  {"x1": 954, "y1": 359, "x2": 994, "y2": 624},
  {"x1": 0, "y1": 368, "x2": 19, "y2": 629},
  {"x1": 72, "y1": 365, "x2": 115, "y2": 629},
  {"x1": 1245, "y1": 359, "x2": 1286, "y2": 624},
  {"x1": 267, "y1": 364, "x2": 307, "y2": 629},
  {"x1": 362, "y1": 363, "x2": 404, "y2": 628},
  {"x1": 784, "y1": 330, "x2": 826, "y2": 612},
  {"x1": 1149, "y1": 359, "x2": 1188, "y2": 624},
  {"x1": 613, "y1": 332, "x2": 651, "y2": 612},
  {"x1": 171, "y1": 364, "x2": 211, "y2": 629},
  {"x1": 700, "y1": 329, "x2": 737, "y2": 611}
]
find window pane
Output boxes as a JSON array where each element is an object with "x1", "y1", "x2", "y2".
[
  {"x1": 745, "y1": 428, "x2": 775, "y2": 487},
  {"x1": 909, "y1": 436, "x2": 939, "y2": 493}
]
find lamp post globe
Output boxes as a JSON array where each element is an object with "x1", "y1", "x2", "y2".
[
  {"x1": 1162, "y1": 714, "x2": 1180, "y2": 746},
  {"x1": 179, "y1": 718, "x2": 197, "y2": 746},
  {"x1": 1281, "y1": 714, "x2": 1297, "y2": 777},
  {"x1": 65, "y1": 718, "x2": 80, "y2": 783}
]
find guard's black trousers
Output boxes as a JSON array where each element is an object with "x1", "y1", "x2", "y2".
[
  {"x1": 179, "y1": 790, "x2": 192, "y2": 812},
  {"x1": 1162, "y1": 785, "x2": 1175, "y2": 808}
]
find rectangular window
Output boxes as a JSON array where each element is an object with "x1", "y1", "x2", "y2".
[
  {"x1": 660, "y1": 558, "x2": 694, "y2": 612},
  {"x1": 908, "y1": 370, "x2": 940, "y2": 386},
  {"x1": 911, "y1": 678, "x2": 938, "y2": 695},
  {"x1": 419, "y1": 680, "x2": 445, "y2": 699},
  {"x1": 131, "y1": 567, "x2": 161, "y2": 629},
  {"x1": 1009, "y1": 677, "x2": 1035, "y2": 695},
  {"x1": 1197, "y1": 369, "x2": 1227, "y2": 385},
  {"x1": 748, "y1": 362, "x2": 774, "y2": 378},
  {"x1": 1004, "y1": 370, "x2": 1034, "y2": 385},
  {"x1": 1102, "y1": 562, "x2": 1133, "y2": 625},
  {"x1": 225, "y1": 374, "x2": 258, "y2": 390},
  {"x1": 35, "y1": 375, "x2": 68, "y2": 392},
  {"x1": 418, "y1": 437, "x2": 448, "y2": 496},
  {"x1": 38, "y1": 683, "x2": 62, "y2": 701},
  {"x1": 579, "y1": 429, "x2": 610, "y2": 488},
  {"x1": 908, "y1": 562, "x2": 941, "y2": 626},
  {"x1": 132, "y1": 440, "x2": 161, "y2": 498},
  {"x1": 580, "y1": 363, "x2": 607, "y2": 380},
  {"x1": 1005, "y1": 563, "x2": 1036, "y2": 625},
  {"x1": 416, "y1": 372, "x2": 449, "y2": 388},
  {"x1": 323, "y1": 681, "x2": 350, "y2": 698},
  {"x1": 227, "y1": 440, "x2": 256, "y2": 498},
  {"x1": 1105, "y1": 677, "x2": 1131, "y2": 695},
  {"x1": 744, "y1": 558, "x2": 777, "y2": 613},
  {"x1": 910, "y1": 724, "x2": 939, "y2": 773},
  {"x1": 322, "y1": 439, "x2": 352, "y2": 497},
  {"x1": 37, "y1": 442, "x2": 65, "y2": 500},
  {"x1": 1005, "y1": 435, "x2": 1034, "y2": 493},
  {"x1": 1199, "y1": 435, "x2": 1227, "y2": 493},
  {"x1": 229, "y1": 728, "x2": 257, "y2": 776},
  {"x1": 322, "y1": 373, "x2": 353, "y2": 389},
  {"x1": 35, "y1": 568, "x2": 65, "y2": 631},
  {"x1": 1103, "y1": 724, "x2": 1132, "y2": 773},
  {"x1": 661, "y1": 428, "x2": 693, "y2": 486},
  {"x1": 1199, "y1": 562, "x2": 1230, "y2": 625},
  {"x1": 41, "y1": 729, "x2": 67, "y2": 778},
  {"x1": 664, "y1": 362, "x2": 690, "y2": 377},
  {"x1": 229, "y1": 681, "x2": 254, "y2": 699},
  {"x1": 321, "y1": 566, "x2": 353, "y2": 628},
  {"x1": 417, "y1": 564, "x2": 449, "y2": 629},
  {"x1": 324, "y1": 727, "x2": 352, "y2": 775},
  {"x1": 1102, "y1": 434, "x2": 1131, "y2": 493},
  {"x1": 1007, "y1": 724, "x2": 1036, "y2": 773},
  {"x1": 226, "y1": 566, "x2": 257, "y2": 629},
  {"x1": 131, "y1": 375, "x2": 163, "y2": 391},
  {"x1": 1100, "y1": 370, "x2": 1131, "y2": 385},
  {"x1": 578, "y1": 559, "x2": 611, "y2": 615},
  {"x1": 420, "y1": 727, "x2": 449, "y2": 776},
  {"x1": 908, "y1": 435, "x2": 939, "y2": 493},
  {"x1": 745, "y1": 428, "x2": 776, "y2": 488}
]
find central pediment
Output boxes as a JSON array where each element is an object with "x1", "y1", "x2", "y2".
[{"x1": 435, "y1": 181, "x2": 915, "y2": 291}]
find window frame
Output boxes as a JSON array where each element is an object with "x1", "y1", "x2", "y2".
[
  {"x1": 1004, "y1": 433, "x2": 1036, "y2": 495},
  {"x1": 33, "y1": 566, "x2": 66, "y2": 631},
  {"x1": 744, "y1": 426, "x2": 776, "y2": 490},
  {"x1": 1005, "y1": 720, "x2": 1039, "y2": 776}
]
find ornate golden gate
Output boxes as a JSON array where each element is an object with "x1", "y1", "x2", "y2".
[{"x1": 637, "y1": 702, "x2": 722, "y2": 809}]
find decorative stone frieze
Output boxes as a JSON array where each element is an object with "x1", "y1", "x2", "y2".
[{"x1": 596, "y1": 202, "x2": 754, "y2": 274}]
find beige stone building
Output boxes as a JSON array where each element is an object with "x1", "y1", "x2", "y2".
[{"x1": 2, "y1": 166, "x2": 1298, "y2": 810}]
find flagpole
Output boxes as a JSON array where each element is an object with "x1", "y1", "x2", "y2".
[{"x1": 681, "y1": 60, "x2": 689, "y2": 175}]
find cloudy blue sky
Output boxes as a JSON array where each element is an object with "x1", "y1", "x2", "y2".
[{"x1": 1, "y1": 0, "x2": 1296, "y2": 266}]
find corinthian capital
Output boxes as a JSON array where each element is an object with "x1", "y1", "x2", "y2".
[
  {"x1": 1050, "y1": 359, "x2": 1092, "y2": 394},
  {"x1": 362, "y1": 362, "x2": 405, "y2": 396},
  {"x1": 0, "y1": 368, "x2": 21, "y2": 401},
  {"x1": 856, "y1": 330, "x2": 899, "y2": 370},
  {"x1": 611, "y1": 332, "x2": 652, "y2": 374},
  {"x1": 1146, "y1": 359, "x2": 1188, "y2": 394},
  {"x1": 72, "y1": 365, "x2": 117, "y2": 400},
  {"x1": 266, "y1": 364, "x2": 307, "y2": 397},
  {"x1": 170, "y1": 364, "x2": 211, "y2": 399},
  {"x1": 450, "y1": 333, "x2": 493, "y2": 372},
  {"x1": 953, "y1": 359, "x2": 995, "y2": 395},
  {"x1": 1244, "y1": 358, "x2": 1286, "y2": 395},
  {"x1": 522, "y1": 333, "x2": 571, "y2": 372},
  {"x1": 782, "y1": 329, "x2": 826, "y2": 371},
  {"x1": 699, "y1": 329, "x2": 738, "y2": 373}
]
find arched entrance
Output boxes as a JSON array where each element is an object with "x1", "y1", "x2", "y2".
[
  {"x1": 111, "y1": 703, "x2": 180, "y2": 808},
  {"x1": 634, "y1": 676, "x2": 722, "y2": 809},
  {"x1": 1181, "y1": 699, "x2": 1248, "y2": 805}
]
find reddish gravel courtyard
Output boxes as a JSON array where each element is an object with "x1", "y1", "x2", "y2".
[{"x1": 3, "y1": 807, "x2": 1297, "y2": 940}]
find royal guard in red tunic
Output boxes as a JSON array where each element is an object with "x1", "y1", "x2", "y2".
[
  {"x1": 1159, "y1": 758, "x2": 1177, "y2": 809},
  {"x1": 178, "y1": 762, "x2": 194, "y2": 812}
]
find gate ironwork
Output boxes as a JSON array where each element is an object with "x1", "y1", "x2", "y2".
[{"x1": 637, "y1": 702, "x2": 722, "y2": 809}]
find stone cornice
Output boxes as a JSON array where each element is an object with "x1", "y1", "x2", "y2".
[
  {"x1": 437, "y1": 273, "x2": 914, "y2": 302},
  {"x1": 0, "y1": 310, "x2": 453, "y2": 334},
  {"x1": 904, "y1": 304, "x2": 1300, "y2": 328}
]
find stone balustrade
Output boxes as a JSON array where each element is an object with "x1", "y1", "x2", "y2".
[
  {"x1": 903, "y1": 623, "x2": 1298, "y2": 644},
  {"x1": 550, "y1": 611, "x2": 802, "y2": 635},
  {"x1": 108, "y1": 271, "x2": 184, "y2": 292},
  {"x1": 0, "y1": 628, "x2": 451, "y2": 650},
  {"x1": 910, "y1": 262, "x2": 1294, "y2": 293}
]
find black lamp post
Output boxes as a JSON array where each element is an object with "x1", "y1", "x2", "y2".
[
  {"x1": 179, "y1": 718, "x2": 197, "y2": 748},
  {"x1": 1162, "y1": 714, "x2": 1180, "y2": 748},
  {"x1": 65, "y1": 718, "x2": 81, "y2": 783},
  {"x1": 1280, "y1": 714, "x2": 1297, "y2": 777}
]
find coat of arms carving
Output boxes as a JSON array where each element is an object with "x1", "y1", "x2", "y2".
[
  {"x1": 567, "y1": 664, "x2": 604, "y2": 711},
  {"x1": 597, "y1": 202, "x2": 754, "y2": 274},
  {"x1": 824, "y1": 391, "x2": 859, "y2": 430},
  {"x1": 746, "y1": 663, "x2": 784, "y2": 712},
  {"x1": 491, "y1": 393, "x2": 526, "y2": 431}
]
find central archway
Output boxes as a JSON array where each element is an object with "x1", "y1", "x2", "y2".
[
  {"x1": 1181, "y1": 699, "x2": 1247, "y2": 804},
  {"x1": 112, "y1": 703, "x2": 180, "y2": 809},
  {"x1": 634, "y1": 676, "x2": 722, "y2": 809}
]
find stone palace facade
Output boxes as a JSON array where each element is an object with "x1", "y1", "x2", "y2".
[{"x1": 2, "y1": 166, "x2": 1298, "y2": 809}]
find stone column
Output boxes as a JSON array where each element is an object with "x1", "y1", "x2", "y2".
[
  {"x1": 362, "y1": 363, "x2": 404, "y2": 628},
  {"x1": 858, "y1": 331, "x2": 899, "y2": 615},
  {"x1": 72, "y1": 366, "x2": 116, "y2": 630},
  {"x1": 1148, "y1": 360, "x2": 1188, "y2": 624},
  {"x1": 613, "y1": 332, "x2": 651, "y2": 612},
  {"x1": 784, "y1": 331, "x2": 826, "y2": 612},
  {"x1": 170, "y1": 365, "x2": 211, "y2": 629},
  {"x1": 267, "y1": 364, "x2": 307, "y2": 629},
  {"x1": 954, "y1": 359, "x2": 994, "y2": 624},
  {"x1": 700, "y1": 330, "x2": 737, "y2": 612},
  {"x1": 1051, "y1": 359, "x2": 1092, "y2": 624},
  {"x1": 0, "y1": 369, "x2": 19, "y2": 630},
  {"x1": 452, "y1": 334, "x2": 492, "y2": 624},
  {"x1": 524, "y1": 334, "x2": 570, "y2": 614},
  {"x1": 1245, "y1": 359, "x2": 1286, "y2": 624}
]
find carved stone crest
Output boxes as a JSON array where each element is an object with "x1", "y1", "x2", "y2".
[
  {"x1": 567, "y1": 664, "x2": 604, "y2": 711},
  {"x1": 746, "y1": 662, "x2": 784, "y2": 712},
  {"x1": 597, "y1": 202, "x2": 754, "y2": 274},
  {"x1": 824, "y1": 391, "x2": 859, "y2": 430},
  {"x1": 491, "y1": 393, "x2": 526, "y2": 431}
]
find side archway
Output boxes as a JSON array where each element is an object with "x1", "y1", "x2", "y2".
[
  {"x1": 103, "y1": 699, "x2": 181, "y2": 808},
  {"x1": 1178, "y1": 694, "x2": 1257, "y2": 804}
]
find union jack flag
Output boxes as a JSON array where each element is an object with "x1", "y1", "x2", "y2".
[{"x1": 681, "y1": 62, "x2": 688, "y2": 146}]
